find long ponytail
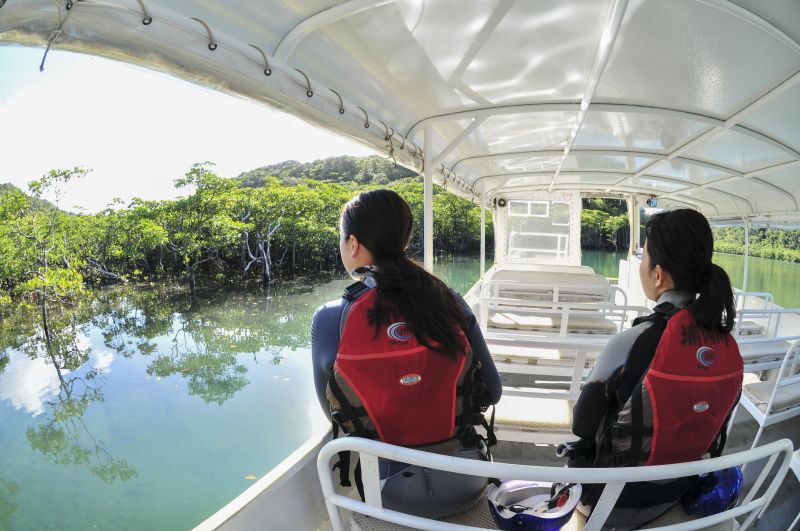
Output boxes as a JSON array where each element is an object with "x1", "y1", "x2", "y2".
[
  {"x1": 342, "y1": 190, "x2": 466, "y2": 356},
  {"x1": 644, "y1": 209, "x2": 735, "y2": 331}
]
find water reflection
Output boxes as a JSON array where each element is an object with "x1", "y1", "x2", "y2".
[
  {"x1": 0, "y1": 273, "x2": 423, "y2": 529},
  {"x1": 5, "y1": 308, "x2": 139, "y2": 484},
  {"x1": 0, "y1": 474, "x2": 19, "y2": 531}
]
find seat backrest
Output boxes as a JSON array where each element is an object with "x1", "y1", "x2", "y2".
[{"x1": 317, "y1": 437, "x2": 794, "y2": 531}]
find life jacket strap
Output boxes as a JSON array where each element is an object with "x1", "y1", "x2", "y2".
[
  {"x1": 628, "y1": 381, "x2": 645, "y2": 466},
  {"x1": 609, "y1": 424, "x2": 653, "y2": 438}
]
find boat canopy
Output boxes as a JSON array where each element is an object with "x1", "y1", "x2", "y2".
[{"x1": 2, "y1": 0, "x2": 800, "y2": 220}]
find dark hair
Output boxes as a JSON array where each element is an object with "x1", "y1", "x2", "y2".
[
  {"x1": 644, "y1": 209, "x2": 735, "y2": 331},
  {"x1": 340, "y1": 189, "x2": 466, "y2": 356}
]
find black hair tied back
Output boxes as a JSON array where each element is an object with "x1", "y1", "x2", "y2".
[
  {"x1": 645, "y1": 209, "x2": 735, "y2": 331},
  {"x1": 341, "y1": 189, "x2": 467, "y2": 355}
]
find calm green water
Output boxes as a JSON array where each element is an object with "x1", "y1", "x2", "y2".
[
  {"x1": 0, "y1": 259, "x2": 479, "y2": 531},
  {"x1": 1, "y1": 253, "x2": 796, "y2": 530}
]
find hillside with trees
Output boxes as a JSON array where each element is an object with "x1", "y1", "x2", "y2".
[
  {"x1": 236, "y1": 155, "x2": 416, "y2": 187},
  {"x1": 0, "y1": 159, "x2": 489, "y2": 306}
]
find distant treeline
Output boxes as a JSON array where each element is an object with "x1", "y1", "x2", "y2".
[
  {"x1": 581, "y1": 198, "x2": 630, "y2": 250},
  {"x1": 713, "y1": 226, "x2": 800, "y2": 263},
  {"x1": 0, "y1": 157, "x2": 491, "y2": 305}
]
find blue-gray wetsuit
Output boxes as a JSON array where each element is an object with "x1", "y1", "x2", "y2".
[
  {"x1": 572, "y1": 290, "x2": 696, "y2": 529},
  {"x1": 311, "y1": 284, "x2": 502, "y2": 518}
]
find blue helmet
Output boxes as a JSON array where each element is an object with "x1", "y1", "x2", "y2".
[
  {"x1": 681, "y1": 466, "x2": 743, "y2": 517},
  {"x1": 487, "y1": 480, "x2": 582, "y2": 531}
]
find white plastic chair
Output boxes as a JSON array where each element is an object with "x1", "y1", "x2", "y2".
[
  {"x1": 740, "y1": 342, "x2": 800, "y2": 448},
  {"x1": 317, "y1": 437, "x2": 793, "y2": 531},
  {"x1": 790, "y1": 450, "x2": 800, "y2": 531}
]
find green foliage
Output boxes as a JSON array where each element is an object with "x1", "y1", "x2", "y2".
[
  {"x1": 713, "y1": 226, "x2": 800, "y2": 263},
  {"x1": 236, "y1": 155, "x2": 416, "y2": 187},
  {"x1": 1, "y1": 158, "x2": 489, "y2": 299},
  {"x1": 580, "y1": 199, "x2": 630, "y2": 250}
]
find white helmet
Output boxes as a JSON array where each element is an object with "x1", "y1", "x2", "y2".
[{"x1": 487, "y1": 480, "x2": 582, "y2": 530}]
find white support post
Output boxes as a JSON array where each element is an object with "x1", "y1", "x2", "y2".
[
  {"x1": 423, "y1": 123, "x2": 434, "y2": 272},
  {"x1": 629, "y1": 195, "x2": 639, "y2": 255},
  {"x1": 743, "y1": 218, "x2": 751, "y2": 292},
  {"x1": 480, "y1": 183, "x2": 486, "y2": 277}
]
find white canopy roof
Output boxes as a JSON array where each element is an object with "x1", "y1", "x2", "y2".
[{"x1": 2, "y1": 0, "x2": 800, "y2": 219}]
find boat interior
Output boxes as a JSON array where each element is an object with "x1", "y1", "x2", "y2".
[{"x1": 3, "y1": 0, "x2": 800, "y2": 529}]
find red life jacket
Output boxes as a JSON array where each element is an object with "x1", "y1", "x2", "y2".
[
  {"x1": 326, "y1": 283, "x2": 487, "y2": 447},
  {"x1": 600, "y1": 304, "x2": 743, "y2": 467}
]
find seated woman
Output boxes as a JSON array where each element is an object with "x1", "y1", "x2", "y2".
[
  {"x1": 311, "y1": 189, "x2": 502, "y2": 519},
  {"x1": 570, "y1": 209, "x2": 743, "y2": 529}
]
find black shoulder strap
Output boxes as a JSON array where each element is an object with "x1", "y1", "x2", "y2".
[
  {"x1": 339, "y1": 281, "x2": 371, "y2": 339},
  {"x1": 632, "y1": 301, "x2": 679, "y2": 327}
]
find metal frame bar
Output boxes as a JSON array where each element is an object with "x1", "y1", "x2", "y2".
[
  {"x1": 318, "y1": 437, "x2": 794, "y2": 531},
  {"x1": 273, "y1": 0, "x2": 396, "y2": 62},
  {"x1": 548, "y1": 0, "x2": 629, "y2": 191},
  {"x1": 452, "y1": 148, "x2": 665, "y2": 173}
]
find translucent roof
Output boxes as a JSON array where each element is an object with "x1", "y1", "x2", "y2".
[{"x1": 2, "y1": 0, "x2": 799, "y2": 219}]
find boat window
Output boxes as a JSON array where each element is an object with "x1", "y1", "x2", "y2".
[
  {"x1": 507, "y1": 200, "x2": 572, "y2": 262},
  {"x1": 638, "y1": 206, "x2": 664, "y2": 251}
]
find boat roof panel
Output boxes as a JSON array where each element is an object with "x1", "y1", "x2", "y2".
[
  {"x1": 574, "y1": 111, "x2": 708, "y2": 152},
  {"x1": 1, "y1": 0, "x2": 799, "y2": 219}
]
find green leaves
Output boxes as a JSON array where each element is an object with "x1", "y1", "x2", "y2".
[{"x1": 1, "y1": 159, "x2": 490, "y2": 300}]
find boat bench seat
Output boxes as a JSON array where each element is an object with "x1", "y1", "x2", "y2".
[
  {"x1": 489, "y1": 395, "x2": 574, "y2": 432},
  {"x1": 349, "y1": 494, "x2": 733, "y2": 530},
  {"x1": 489, "y1": 343, "x2": 600, "y2": 363},
  {"x1": 742, "y1": 379, "x2": 800, "y2": 413},
  {"x1": 488, "y1": 311, "x2": 618, "y2": 334},
  {"x1": 735, "y1": 320, "x2": 766, "y2": 336},
  {"x1": 737, "y1": 339, "x2": 793, "y2": 363},
  {"x1": 498, "y1": 289, "x2": 606, "y2": 303}
]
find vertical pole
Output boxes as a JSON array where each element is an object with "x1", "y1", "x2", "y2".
[
  {"x1": 480, "y1": 183, "x2": 486, "y2": 278},
  {"x1": 743, "y1": 218, "x2": 751, "y2": 292},
  {"x1": 628, "y1": 195, "x2": 638, "y2": 256},
  {"x1": 423, "y1": 123, "x2": 434, "y2": 272}
]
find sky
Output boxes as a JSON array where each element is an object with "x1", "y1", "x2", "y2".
[{"x1": 0, "y1": 45, "x2": 376, "y2": 213}]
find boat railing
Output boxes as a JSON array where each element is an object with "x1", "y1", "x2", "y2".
[
  {"x1": 735, "y1": 334, "x2": 800, "y2": 372},
  {"x1": 476, "y1": 295, "x2": 649, "y2": 338},
  {"x1": 478, "y1": 278, "x2": 626, "y2": 306},
  {"x1": 740, "y1": 341, "x2": 800, "y2": 449},
  {"x1": 317, "y1": 437, "x2": 794, "y2": 531},
  {"x1": 735, "y1": 307, "x2": 800, "y2": 338},
  {"x1": 791, "y1": 451, "x2": 800, "y2": 531}
]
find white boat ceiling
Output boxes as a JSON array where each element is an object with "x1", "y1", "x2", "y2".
[{"x1": 2, "y1": 0, "x2": 800, "y2": 219}]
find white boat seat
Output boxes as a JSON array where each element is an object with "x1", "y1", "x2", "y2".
[
  {"x1": 490, "y1": 395, "x2": 574, "y2": 432},
  {"x1": 350, "y1": 497, "x2": 585, "y2": 530},
  {"x1": 489, "y1": 311, "x2": 618, "y2": 334},
  {"x1": 734, "y1": 320, "x2": 766, "y2": 336},
  {"x1": 490, "y1": 344, "x2": 600, "y2": 362},
  {"x1": 790, "y1": 451, "x2": 800, "y2": 531},
  {"x1": 498, "y1": 289, "x2": 606, "y2": 303},
  {"x1": 350, "y1": 499, "x2": 735, "y2": 530},
  {"x1": 742, "y1": 379, "x2": 800, "y2": 413},
  {"x1": 737, "y1": 340, "x2": 793, "y2": 362},
  {"x1": 320, "y1": 438, "x2": 793, "y2": 531}
]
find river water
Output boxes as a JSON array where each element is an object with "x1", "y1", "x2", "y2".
[{"x1": 1, "y1": 251, "x2": 798, "y2": 530}]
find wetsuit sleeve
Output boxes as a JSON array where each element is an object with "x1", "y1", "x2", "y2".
[
  {"x1": 454, "y1": 293, "x2": 502, "y2": 405},
  {"x1": 311, "y1": 298, "x2": 346, "y2": 418},
  {"x1": 572, "y1": 322, "x2": 652, "y2": 438}
]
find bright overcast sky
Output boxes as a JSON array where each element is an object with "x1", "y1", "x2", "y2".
[{"x1": 0, "y1": 45, "x2": 376, "y2": 213}]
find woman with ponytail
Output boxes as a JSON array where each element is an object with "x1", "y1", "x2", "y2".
[
  {"x1": 311, "y1": 189, "x2": 501, "y2": 518},
  {"x1": 569, "y1": 208, "x2": 743, "y2": 528}
]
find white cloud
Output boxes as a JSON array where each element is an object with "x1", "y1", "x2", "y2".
[
  {"x1": 0, "y1": 48, "x2": 376, "y2": 212},
  {"x1": 0, "y1": 351, "x2": 65, "y2": 417},
  {"x1": 93, "y1": 350, "x2": 114, "y2": 374}
]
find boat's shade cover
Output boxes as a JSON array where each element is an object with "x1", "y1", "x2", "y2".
[{"x1": 2, "y1": 0, "x2": 799, "y2": 219}]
